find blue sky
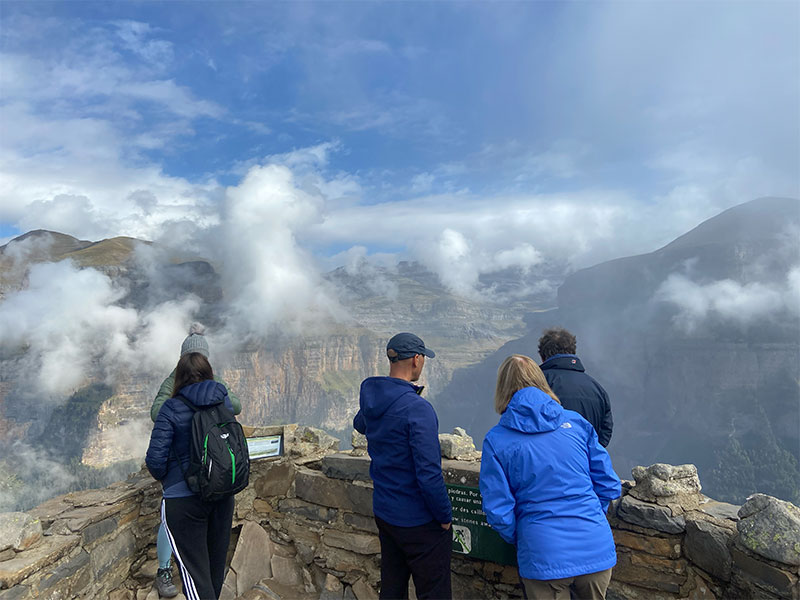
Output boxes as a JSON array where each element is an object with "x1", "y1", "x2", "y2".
[{"x1": 1, "y1": 1, "x2": 798, "y2": 286}]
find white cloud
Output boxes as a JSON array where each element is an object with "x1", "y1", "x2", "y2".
[
  {"x1": 212, "y1": 163, "x2": 345, "y2": 338},
  {"x1": 656, "y1": 267, "x2": 800, "y2": 333},
  {"x1": 113, "y1": 20, "x2": 175, "y2": 65},
  {"x1": 0, "y1": 257, "x2": 201, "y2": 397}
]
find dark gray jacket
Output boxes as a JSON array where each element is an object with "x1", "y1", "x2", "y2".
[{"x1": 540, "y1": 354, "x2": 613, "y2": 447}]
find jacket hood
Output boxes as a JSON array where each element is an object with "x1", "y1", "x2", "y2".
[
  {"x1": 177, "y1": 380, "x2": 228, "y2": 407},
  {"x1": 499, "y1": 387, "x2": 565, "y2": 433},
  {"x1": 359, "y1": 376, "x2": 422, "y2": 419},
  {"x1": 541, "y1": 354, "x2": 585, "y2": 373}
]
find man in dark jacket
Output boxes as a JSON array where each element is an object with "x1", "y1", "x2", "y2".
[
  {"x1": 353, "y1": 333, "x2": 453, "y2": 600},
  {"x1": 538, "y1": 327, "x2": 613, "y2": 447}
]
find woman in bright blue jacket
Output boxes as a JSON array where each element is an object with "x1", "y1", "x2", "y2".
[{"x1": 480, "y1": 354, "x2": 621, "y2": 600}]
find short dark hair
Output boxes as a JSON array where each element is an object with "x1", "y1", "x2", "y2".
[
  {"x1": 172, "y1": 352, "x2": 214, "y2": 397},
  {"x1": 538, "y1": 327, "x2": 577, "y2": 361}
]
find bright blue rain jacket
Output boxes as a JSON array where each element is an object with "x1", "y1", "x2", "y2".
[
  {"x1": 480, "y1": 386, "x2": 621, "y2": 580},
  {"x1": 353, "y1": 377, "x2": 452, "y2": 527}
]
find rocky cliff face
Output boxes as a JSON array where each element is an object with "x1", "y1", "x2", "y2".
[{"x1": 0, "y1": 232, "x2": 546, "y2": 509}]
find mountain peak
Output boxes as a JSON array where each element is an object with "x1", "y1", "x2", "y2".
[{"x1": 660, "y1": 196, "x2": 800, "y2": 253}]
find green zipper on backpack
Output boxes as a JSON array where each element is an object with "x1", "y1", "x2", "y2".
[{"x1": 228, "y1": 445, "x2": 236, "y2": 484}]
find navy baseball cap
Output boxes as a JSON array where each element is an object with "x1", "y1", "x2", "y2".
[{"x1": 386, "y1": 332, "x2": 436, "y2": 362}]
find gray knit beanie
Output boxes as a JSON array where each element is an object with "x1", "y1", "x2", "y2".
[{"x1": 181, "y1": 322, "x2": 210, "y2": 358}]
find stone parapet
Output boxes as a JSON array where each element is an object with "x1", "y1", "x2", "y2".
[{"x1": 0, "y1": 425, "x2": 798, "y2": 600}]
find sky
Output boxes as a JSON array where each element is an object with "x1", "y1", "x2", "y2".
[{"x1": 1, "y1": 1, "x2": 799, "y2": 277}]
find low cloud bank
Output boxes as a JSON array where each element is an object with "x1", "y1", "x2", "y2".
[{"x1": 656, "y1": 266, "x2": 800, "y2": 333}]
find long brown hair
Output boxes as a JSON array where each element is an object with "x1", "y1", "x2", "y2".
[
  {"x1": 172, "y1": 352, "x2": 214, "y2": 397},
  {"x1": 494, "y1": 354, "x2": 560, "y2": 414}
]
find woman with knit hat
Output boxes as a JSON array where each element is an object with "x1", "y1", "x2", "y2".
[{"x1": 149, "y1": 323, "x2": 242, "y2": 598}]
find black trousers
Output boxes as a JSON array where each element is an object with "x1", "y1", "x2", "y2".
[
  {"x1": 162, "y1": 496, "x2": 235, "y2": 600},
  {"x1": 375, "y1": 516, "x2": 452, "y2": 600}
]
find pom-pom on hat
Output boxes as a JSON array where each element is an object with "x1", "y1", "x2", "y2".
[{"x1": 181, "y1": 322, "x2": 209, "y2": 358}]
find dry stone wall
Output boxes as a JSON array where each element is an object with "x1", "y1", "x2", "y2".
[{"x1": 0, "y1": 425, "x2": 798, "y2": 600}]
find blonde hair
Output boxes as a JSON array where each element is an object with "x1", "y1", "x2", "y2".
[{"x1": 494, "y1": 354, "x2": 560, "y2": 414}]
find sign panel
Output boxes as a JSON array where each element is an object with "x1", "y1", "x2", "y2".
[
  {"x1": 247, "y1": 434, "x2": 283, "y2": 460},
  {"x1": 447, "y1": 483, "x2": 517, "y2": 566}
]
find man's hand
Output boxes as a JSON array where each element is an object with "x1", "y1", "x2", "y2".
[{"x1": 441, "y1": 522, "x2": 451, "y2": 530}]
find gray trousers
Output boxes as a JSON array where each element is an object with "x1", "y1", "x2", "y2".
[{"x1": 521, "y1": 567, "x2": 613, "y2": 600}]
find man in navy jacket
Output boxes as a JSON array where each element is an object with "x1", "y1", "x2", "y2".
[
  {"x1": 538, "y1": 327, "x2": 613, "y2": 447},
  {"x1": 354, "y1": 333, "x2": 453, "y2": 599}
]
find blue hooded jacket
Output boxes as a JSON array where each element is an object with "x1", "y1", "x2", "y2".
[
  {"x1": 353, "y1": 377, "x2": 452, "y2": 527},
  {"x1": 480, "y1": 386, "x2": 620, "y2": 580},
  {"x1": 145, "y1": 380, "x2": 235, "y2": 499}
]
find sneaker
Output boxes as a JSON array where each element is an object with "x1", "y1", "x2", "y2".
[{"x1": 155, "y1": 567, "x2": 178, "y2": 598}]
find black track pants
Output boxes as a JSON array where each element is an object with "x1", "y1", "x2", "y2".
[
  {"x1": 375, "y1": 516, "x2": 452, "y2": 600},
  {"x1": 162, "y1": 496, "x2": 234, "y2": 600}
]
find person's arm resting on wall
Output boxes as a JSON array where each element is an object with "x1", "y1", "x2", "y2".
[
  {"x1": 588, "y1": 428, "x2": 621, "y2": 513},
  {"x1": 409, "y1": 402, "x2": 452, "y2": 526},
  {"x1": 479, "y1": 438, "x2": 517, "y2": 545}
]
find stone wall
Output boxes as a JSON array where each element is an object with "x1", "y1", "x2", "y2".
[{"x1": 0, "y1": 425, "x2": 798, "y2": 600}]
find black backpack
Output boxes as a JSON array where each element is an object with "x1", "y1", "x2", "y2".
[{"x1": 177, "y1": 396, "x2": 250, "y2": 502}]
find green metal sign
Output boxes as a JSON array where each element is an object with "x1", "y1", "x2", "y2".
[{"x1": 447, "y1": 483, "x2": 517, "y2": 566}]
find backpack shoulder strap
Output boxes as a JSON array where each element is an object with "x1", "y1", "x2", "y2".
[{"x1": 176, "y1": 396, "x2": 198, "y2": 412}]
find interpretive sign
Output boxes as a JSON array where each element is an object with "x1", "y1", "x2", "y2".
[
  {"x1": 247, "y1": 434, "x2": 283, "y2": 460},
  {"x1": 447, "y1": 483, "x2": 517, "y2": 566}
]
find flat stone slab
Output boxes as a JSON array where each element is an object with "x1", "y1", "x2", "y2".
[
  {"x1": 47, "y1": 501, "x2": 135, "y2": 533},
  {"x1": 685, "y1": 517, "x2": 734, "y2": 581},
  {"x1": 731, "y1": 544, "x2": 799, "y2": 598},
  {"x1": 699, "y1": 500, "x2": 740, "y2": 521},
  {"x1": 610, "y1": 552, "x2": 687, "y2": 593},
  {"x1": 617, "y1": 495, "x2": 686, "y2": 534},
  {"x1": 253, "y1": 461, "x2": 296, "y2": 498},
  {"x1": 0, "y1": 534, "x2": 79, "y2": 588},
  {"x1": 26, "y1": 497, "x2": 73, "y2": 525},
  {"x1": 230, "y1": 521, "x2": 273, "y2": 596},
  {"x1": 343, "y1": 513, "x2": 378, "y2": 534},
  {"x1": 63, "y1": 478, "x2": 148, "y2": 508},
  {"x1": 322, "y1": 454, "x2": 372, "y2": 482},
  {"x1": 323, "y1": 529, "x2": 380, "y2": 555},
  {"x1": 352, "y1": 578, "x2": 378, "y2": 600},
  {"x1": 270, "y1": 555, "x2": 303, "y2": 587},
  {"x1": 295, "y1": 468, "x2": 373, "y2": 516},
  {"x1": 252, "y1": 577, "x2": 317, "y2": 600},
  {"x1": 613, "y1": 529, "x2": 682, "y2": 559},
  {"x1": 278, "y1": 498, "x2": 337, "y2": 523},
  {"x1": 0, "y1": 513, "x2": 42, "y2": 552}
]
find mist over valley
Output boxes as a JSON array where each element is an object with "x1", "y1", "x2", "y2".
[{"x1": 0, "y1": 197, "x2": 797, "y2": 511}]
